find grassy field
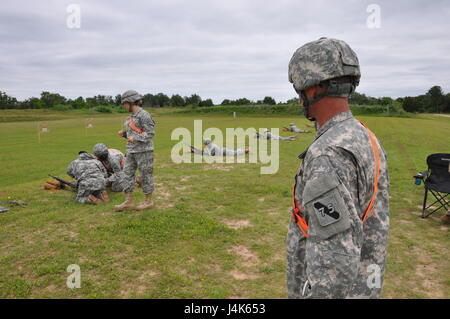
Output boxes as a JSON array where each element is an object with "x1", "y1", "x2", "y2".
[{"x1": 0, "y1": 109, "x2": 449, "y2": 298}]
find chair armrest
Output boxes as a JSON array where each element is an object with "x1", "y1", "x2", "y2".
[{"x1": 413, "y1": 170, "x2": 429, "y2": 180}]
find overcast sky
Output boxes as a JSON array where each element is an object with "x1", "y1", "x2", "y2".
[{"x1": 1, "y1": 0, "x2": 449, "y2": 103}]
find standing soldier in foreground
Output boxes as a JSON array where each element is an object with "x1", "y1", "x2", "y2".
[
  {"x1": 286, "y1": 37, "x2": 390, "y2": 298},
  {"x1": 115, "y1": 90, "x2": 156, "y2": 211}
]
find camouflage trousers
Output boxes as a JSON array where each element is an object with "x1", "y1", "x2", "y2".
[
  {"x1": 107, "y1": 173, "x2": 126, "y2": 192},
  {"x1": 76, "y1": 177, "x2": 106, "y2": 204},
  {"x1": 286, "y1": 219, "x2": 309, "y2": 299},
  {"x1": 123, "y1": 151, "x2": 154, "y2": 195}
]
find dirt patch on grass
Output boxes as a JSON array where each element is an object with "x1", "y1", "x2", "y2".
[
  {"x1": 412, "y1": 246, "x2": 445, "y2": 298},
  {"x1": 180, "y1": 176, "x2": 194, "y2": 182},
  {"x1": 228, "y1": 270, "x2": 260, "y2": 280},
  {"x1": 228, "y1": 245, "x2": 259, "y2": 268},
  {"x1": 221, "y1": 218, "x2": 252, "y2": 230},
  {"x1": 202, "y1": 164, "x2": 234, "y2": 171},
  {"x1": 397, "y1": 219, "x2": 414, "y2": 225},
  {"x1": 119, "y1": 284, "x2": 147, "y2": 298},
  {"x1": 154, "y1": 182, "x2": 174, "y2": 208},
  {"x1": 138, "y1": 270, "x2": 159, "y2": 281}
]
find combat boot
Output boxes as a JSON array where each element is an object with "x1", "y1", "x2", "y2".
[
  {"x1": 114, "y1": 194, "x2": 135, "y2": 211},
  {"x1": 99, "y1": 190, "x2": 110, "y2": 203},
  {"x1": 136, "y1": 194, "x2": 153, "y2": 211},
  {"x1": 86, "y1": 194, "x2": 102, "y2": 205}
]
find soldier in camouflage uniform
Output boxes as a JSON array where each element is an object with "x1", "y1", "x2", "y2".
[
  {"x1": 67, "y1": 151, "x2": 108, "y2": 204},
  {"x1": 202, "y1": 138, "x2": 249, "y2": 156},
  {"x1": 286, "y1": 37, "x2": 390, "y2": 299},
  {"x1": 264, "y1": 130, "x2": 297, "y2": 141},
  {"x1": 285, "y1": 123, "x2": 311, "y2": 133},
  {"x1": 92, "y1": 143, "x2": 126, "y2": 193},
  {"x1": 115, "y1": 90, "x2": 156, "y2": 211}
]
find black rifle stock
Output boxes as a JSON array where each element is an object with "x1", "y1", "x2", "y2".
[{"x1": 49, "y1": 174, "x2": 77, "y2": 190}]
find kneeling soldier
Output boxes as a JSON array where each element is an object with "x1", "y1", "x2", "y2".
[
  {"x1": 67, "y1": 151, "x2": 109, "y2": 204},
  {"x1": 93, "y1": 143, "x2": 126, "y2": 193}
]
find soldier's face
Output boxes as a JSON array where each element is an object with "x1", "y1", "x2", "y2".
[{"x1": 123, "y1": 102, "x2": 131, "y2": 112}]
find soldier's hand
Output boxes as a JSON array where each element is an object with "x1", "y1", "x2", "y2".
[
  {"x1": 118, "y1": 130, "x2": 124, "y2": 137},
  {"x1": 127, "y1": 136, "x2": 135, "y2": 143}
]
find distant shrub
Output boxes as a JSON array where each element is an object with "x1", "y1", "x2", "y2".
[
  {"x1": 53, "y1": 104, "x2": 72, "y2": 111},
  {"x1": 95, "y1": 105, "x2": 113, "y2": 113},
  {"x1": 116, "y1": 106, "x2": 128, "y2": 113}
]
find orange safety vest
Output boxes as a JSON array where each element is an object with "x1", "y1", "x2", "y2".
[
  {"x1": 129, "y1": 118, "x2": 144, "y2": 134},
  {"x1": 292, "y1": 121, "x2": 381, "y2": 237}
]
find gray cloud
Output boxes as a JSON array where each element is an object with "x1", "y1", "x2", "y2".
[{"x1": 0, "y1": 0, "x2": 449, "y2": 103}]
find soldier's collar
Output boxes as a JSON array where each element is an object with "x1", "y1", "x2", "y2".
[
  {"x1": 316, "y1": 110, "x2": 353, "y2": 136},
  {"x1": 297, "y1": 110, "x2": 353, "y2": 160},
  {"x1": 132, "y1": 107, "x2": 142, "y2": 116}
]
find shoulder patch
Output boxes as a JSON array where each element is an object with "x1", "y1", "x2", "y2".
[{"x1": 302, "y1": 171, "x2": 351, "y2": 239}]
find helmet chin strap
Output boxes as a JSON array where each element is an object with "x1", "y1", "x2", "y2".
[
  {"x1": 300, "y1": 90, "x2": 327, "y2": 122},
  {"x1": 300, "y1": 78, "x2": 358, "y2": 122}
]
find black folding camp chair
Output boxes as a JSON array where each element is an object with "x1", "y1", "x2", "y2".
[{"x1": 414, "y1": 153, "x2": 450, "y2": 218}]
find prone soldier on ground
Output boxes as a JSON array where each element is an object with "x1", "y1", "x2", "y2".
[
  {"x1": 283, "y1": 123, "x2": 311, "y2": 133},
  {"x1": 191, "y1": 138, "x2": 250, "y2": 156}
]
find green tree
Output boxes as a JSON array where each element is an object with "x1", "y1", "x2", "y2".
[
  {"x1": 200, "y1": 98, "x2": 213, "y2": 107},
  {"x1": 185, "y1": 94, "x2": 202, "y2": 106},
  {"x1": 235, "y1": 98, "x2": 252, "y2": 105},
  {"x1": 40, "y1": 91, "x2": 66, "y2": 108},
  {"x1": 426, "y1": 86, "x2": 444, "y2": 112},
  {"x1": 169, "y1": 94, "x2": 185, "y2": 107},
  {"x1": 155, "y1": 93, "x2": 170, "y2": 107},
  {"x1": 262, "y1": 96, "x2": 276, "y2": 105}
]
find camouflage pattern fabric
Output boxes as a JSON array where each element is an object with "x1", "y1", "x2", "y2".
[
  {"x1": 67, "y1": 153, "x2": 107, "y2": 204},
  {"x1": 286, "y1": 111, "x2": 390, "y2": 299},
  {"x1": 123, "y1": 151, "x2": 154, "y2": 195},
  {"x1": 265, "y1": 131, "x2": 295, "y2": 141},
  {"x1": 288, "y1": 37, "x2": 360, "y2": 94},
  {"x1": 124, "y1": 107, "x2": 155, "y2": 154},
  {"x1": 104, "y1": 149, "x2": 126, "y2": 192},
  {"x1": 289, "y1": 124, "x2": 309, "y2": 133},
  {"x1": 121, "y1": 90, "x2": 142, "y2": 104},
  {"x1": 203, "y1": 143, "x2": 245, "y2": 156}
]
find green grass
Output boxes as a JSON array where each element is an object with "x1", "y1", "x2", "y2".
[{"x1": 0, "y1": 110, "x2": 449, "y2": 298}]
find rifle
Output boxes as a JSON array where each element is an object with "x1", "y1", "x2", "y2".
[{"x1": 48, "y1": 174, "x2": 77, "y2": 189}]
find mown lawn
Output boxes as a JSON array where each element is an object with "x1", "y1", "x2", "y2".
[{"x1": 0, "y1": 110, "x2": 448, "y2": 298}]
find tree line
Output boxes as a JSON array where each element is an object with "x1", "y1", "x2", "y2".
[
  {"x1": 0, "y1": 91, "x2": 216, "y2": 110},
  {"x1": 349, "y1": 86, "x2": 450, "y2": 113},
  {"x1": 1, "y1": 86, "x2": 449, "y2": 113}
]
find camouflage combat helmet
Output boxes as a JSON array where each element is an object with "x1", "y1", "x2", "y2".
[
  {"x1": 93, "y1": 143, "x2": 108, "y2": 159},
  {"x1": 288, "y1": 37, "x2": 361, "y2": 120},
  {"x1": 121, "y1": 90, "x2": 142, "y2": 104}
]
